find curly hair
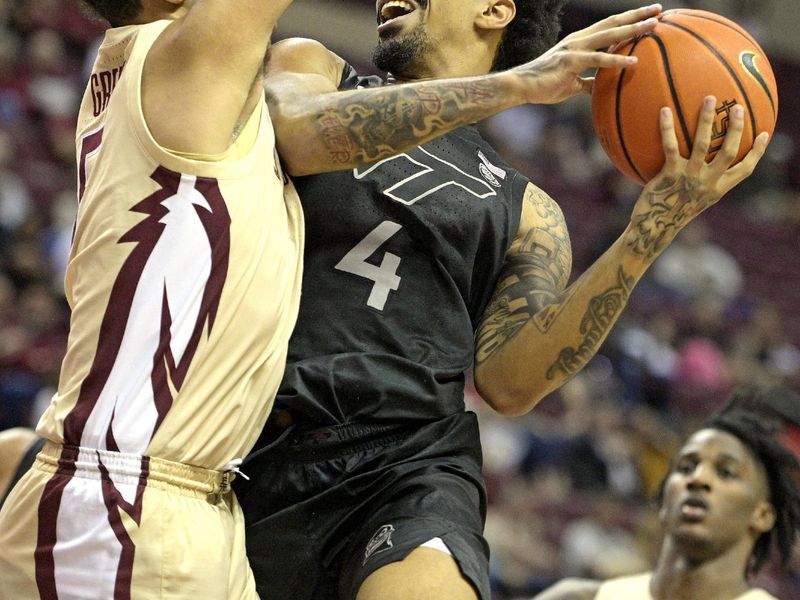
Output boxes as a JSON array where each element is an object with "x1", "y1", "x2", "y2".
[
  {"x1": 491, "y1": 0, "x2": 569, "y2": 72},
  {"x1": 81, "y1": 0, "x2": 142, "y2": 27},
  {"x1": 706, "y1": 389, "x2": 800, "y2": 575}
]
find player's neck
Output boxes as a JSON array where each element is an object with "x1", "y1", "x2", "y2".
[
  {"x1": 651, "y1": 544, "x2": 752, "y2": 600},
  {"x1": 385, "y1": 46, "x2": 494, "y2": 84}
]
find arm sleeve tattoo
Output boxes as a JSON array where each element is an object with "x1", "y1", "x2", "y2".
[
  {"x1": 314, "y1": 80, "x2": 500, "y2": 165},
  {"x1": 475, "y1": 186, "x2": 572, "y2": 363},
  {"x1": 545, "y1": 266, "x2": 634, "y2": 380}
]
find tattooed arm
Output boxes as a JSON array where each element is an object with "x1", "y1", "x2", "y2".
[
  {"x1": 264, "y1": 38, "x2": 512, "y2": 175},
  {"x1": 472, "y1": 182, "x2": 648, "y2": 415},
  {"x1": 474, "y1": 98, "x2": 769, "y2": 416},
  {"x1": 264, "y1": 6, "x2": 663, "y2": 176}
]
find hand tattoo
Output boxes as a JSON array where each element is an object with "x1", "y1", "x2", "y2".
[{"x1": 628, "y1": 174, "x2": 712, "y2": 259}]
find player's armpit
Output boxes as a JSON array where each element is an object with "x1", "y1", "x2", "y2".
[{"x1": 474, "y1": 183, "x2": 572, "y2": 366}]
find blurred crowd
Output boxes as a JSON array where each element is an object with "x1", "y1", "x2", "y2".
[
  {"x1": 0, "y1": 0, "x2": 103, "y2": 432},
  {"x1": 0, "y1": 1, "x2": 797, "y2": 599}
]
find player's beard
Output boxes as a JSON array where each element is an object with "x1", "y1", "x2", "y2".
[{"x1": 372, "y1": 22, "x2": 432, "y2": 79}]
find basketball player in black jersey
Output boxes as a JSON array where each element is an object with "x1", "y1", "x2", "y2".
[{"x1": 235, "y1": 2, "x2": 769, "y2": 598}]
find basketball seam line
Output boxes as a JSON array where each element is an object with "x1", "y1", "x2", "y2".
[{"x1": 615, "y1": 37, "x2": 648, "y2": 184}]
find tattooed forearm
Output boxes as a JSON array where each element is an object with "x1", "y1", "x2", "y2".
[
  {"x1": 475, "y1": 187, "x2": 571, "y2": 363},
  {"x1": 628, "y1": 174, "x2": 712, "y2": 259},
  {"x1": 315, "y1": 80, "x2": 500, "y2": 165},
  {"x1": 545, "y1": 267, "x2": 634, "y2": 380}
]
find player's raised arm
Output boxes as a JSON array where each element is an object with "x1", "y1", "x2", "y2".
[
  {"x1": 264, "y1": 5, "x2": 662, "y2": 177},
  {"x1": 142, "y1": 0, "x2": 295, "y2": 155},
  {"x1": 473, "y1": 98, "x2": 769, "y2": 416}
]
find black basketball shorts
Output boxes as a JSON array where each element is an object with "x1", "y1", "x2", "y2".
[{"x1": 235, "y1": 411, "x2": 490, "y2": 600}]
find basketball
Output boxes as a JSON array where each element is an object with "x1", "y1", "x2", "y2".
[{"x1": 591, "y1": 9, "x2": 779, "y2": 184}]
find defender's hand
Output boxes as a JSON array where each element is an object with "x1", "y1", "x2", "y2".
[
  {"x1": 626, "y1": 96, "x2": 769, "y2": 259},
  {"x1": 510, "y1": 4, "x2": 662, "y2": 105}
]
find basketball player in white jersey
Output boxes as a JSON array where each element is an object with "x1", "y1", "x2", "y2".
[
  {"x1": 0, "y1": 0, "x2": 302, "y2": 598},
  {"x1": 533, "y1": 388, "x2": 800, "y2": 600}
]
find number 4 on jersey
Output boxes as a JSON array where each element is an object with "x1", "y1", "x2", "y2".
[{"x1": 335, "y1": 221, "x2": 402, "y2": 311}]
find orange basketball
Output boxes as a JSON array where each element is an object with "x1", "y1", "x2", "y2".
[{"x1": 591, "y1": 9, "x2": 778, "y2": 184}]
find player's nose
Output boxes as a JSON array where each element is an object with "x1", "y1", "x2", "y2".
[{"x1": 686, "y1": 462, "x2": 713, "y2": 489}]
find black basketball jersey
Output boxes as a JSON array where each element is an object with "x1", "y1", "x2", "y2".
[{"x1": 276, "y1": 64, "x2": 528, "y2": 425}]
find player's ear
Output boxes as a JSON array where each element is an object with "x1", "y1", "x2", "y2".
[
  {"x1": 751, "y1": 500, "x2": 776, "y2": 534},
  {"x1": 476, "y1": 0, "x2": 516, "y2": 31}
]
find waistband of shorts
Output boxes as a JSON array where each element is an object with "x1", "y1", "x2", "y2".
[
  {"x1": 278, "y1": 422, "x2": 415, "y2": 460},
  {"x1": 38, "y1": 441, "x2": 234, "y2": 496}
]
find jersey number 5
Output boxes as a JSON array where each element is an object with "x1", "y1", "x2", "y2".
[
  {"x1": 78, "y1": 127, "x2": 104, "y2": 201},
  {"x1": 335, "y1": 221, "x2": 402, "y2": 311}
]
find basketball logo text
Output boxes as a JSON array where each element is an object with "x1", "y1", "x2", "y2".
[{"x1": 709, "y1": 99, "x2": 737, "y2": 155}]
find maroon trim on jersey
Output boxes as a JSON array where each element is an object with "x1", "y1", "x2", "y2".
[
  {"x1": 149, "y1": 175, "x2": 230, "y2": 430},
  {"x1": 191, "y1": 176, "x2": 231, "y2": 337},
  {"x1": 34, "y1": 446, "x2": 79, "y2": 599},
  {"x1": 162, "y1": 176, "x2": 230, "y2": 390},
  {"x1": 47, "y1": 166, "x2": 232, "y2": 597},
  {"x1": 106, "y1": 405, "x2": 120, "y2": 452},
  {"x1": 78, "y1": 128, "x2": 104, "y2": 202},
  {"x1": 63, "y1": 166, "x2": 179, "y2": 446},
  {"x1": 97, "y1": 453, "x2": 149, "y2": 600},
  {"x1": 64, "y1": 167, "x2": 232, "y2": 443}
]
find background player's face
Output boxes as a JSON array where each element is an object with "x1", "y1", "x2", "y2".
[
  {"x1": 373, "y1": 0, "x2": 488, "y2": 78},
  {"x1": 660, "y1": 429, "x2": 775, "y2": 561}
]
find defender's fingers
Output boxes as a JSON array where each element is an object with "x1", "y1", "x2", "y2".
[
  {"x1": 709, "y1": 104, "x2": 745, "y2": 172},
  {"x1": 688, "y1": 96, "x2": 717, "y2": 169},
  {"x1": 565, "y1": 4, "x2": 662, "y2": 40}
]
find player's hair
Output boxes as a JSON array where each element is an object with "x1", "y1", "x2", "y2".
[
  {"x1": 81, "y1": 0, "x2": 142, "y2": 27},
  {"x1": 707, "y1": 388, "x2": 800, "y2": 574},
  {"x1": 491, "y1": 0, "x2": 568, "y2": 72}
]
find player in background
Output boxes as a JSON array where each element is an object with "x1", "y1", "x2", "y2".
[
  {"x1": 0, "y1": 0, "x2": 302, "y2": 597},
  {"x1": 235, "y1": 1, "x2": 770, "y2": 599},
  {"x1": 532, "y1": 387, "x2": 800, "y2": 600}
]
